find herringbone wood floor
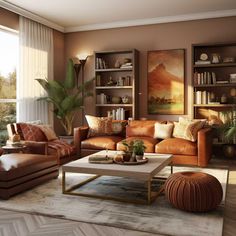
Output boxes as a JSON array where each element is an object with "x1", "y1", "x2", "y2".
[{"x1": 0, "y1": 158, "x2": 235, "y2": 236}]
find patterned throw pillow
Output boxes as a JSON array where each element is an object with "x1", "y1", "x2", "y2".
[
  {"x1": 173, "y1": 119, "x2": 204, "y2": 142},
  {"x1": 36, "y1": 125, "x2": 58, "y2": 141},
  {"x1": 18, "y1": 123, "x2": 47, "y2": 141},
  {"x1": 111, "y1": 120, "x2": 127, "y2": 136},
  {"x1": 154, "y1": 123, "x2": 174, "y2": 139},
  {"x1": 85, "y1": 115, "x2": 113, "y2": 137}
]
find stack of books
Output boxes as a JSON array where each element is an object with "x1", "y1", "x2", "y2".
[
  {"x1": 195, "y1": 60, "x2": 211, "y2": 65},
  {"x1": 120, "y1": 62, "x2": 132, "y2": 69}
]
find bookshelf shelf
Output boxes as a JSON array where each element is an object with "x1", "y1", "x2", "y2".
[
  {"x1": 193, "y1": 62, "x2": 236, "y2": 68},
  {"x1": 193, "y1": 104, "x2": 235, "y2": 107},
  {"x1": 96, "y1": 104, "x2": 133, "y2": 107},
  {"x1": 96, "y1": 86, "x2": 133, "y2": 89}
]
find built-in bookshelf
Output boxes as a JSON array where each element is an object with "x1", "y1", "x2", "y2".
[
  {"x1": 192, "y1": 42, "x2": 236, "y2": 119},
  {"x1": 94, "y1": 49, "x2": 139, "y2": 120}
]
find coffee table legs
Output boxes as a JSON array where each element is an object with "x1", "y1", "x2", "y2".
[{"x1": 62, "y1": 171, "x2": 165, "y2": 204}]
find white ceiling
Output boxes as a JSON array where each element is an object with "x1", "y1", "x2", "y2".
[{"x1": 1, "y1": 0, "x2": 236, "y2": 32}]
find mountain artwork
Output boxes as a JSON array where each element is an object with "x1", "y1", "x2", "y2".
[{"x1": 147, "y1": 49, "x2": 185, "y2": 115}]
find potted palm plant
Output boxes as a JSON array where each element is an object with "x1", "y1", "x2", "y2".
[
  {"x1": 36, "y1": 58, "x2": 93, "y2": 135},
  {"x1": 219, "y1": 107, "x2": 236, "y2": 158}
]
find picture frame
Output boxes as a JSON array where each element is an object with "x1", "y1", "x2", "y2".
[{"x1": 147, "y1": 49, "x2": 185, "y2": 115}]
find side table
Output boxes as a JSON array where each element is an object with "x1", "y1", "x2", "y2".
[{"x1": 2, "y1": 145, "x2": 27, "y2": 154}]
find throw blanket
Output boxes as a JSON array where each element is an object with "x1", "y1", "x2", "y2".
[{"x1": 48, "y1": 139, "x2": 76, "y2": 158}]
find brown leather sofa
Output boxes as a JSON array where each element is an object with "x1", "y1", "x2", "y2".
[
  {"x1": 74, "y1": 120, "x2": 212, "y2": 167},
  {"x1": 0, "y1": 145, "x2": 59, "y2": 199}
]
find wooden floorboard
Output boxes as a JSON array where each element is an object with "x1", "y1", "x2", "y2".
[{"x1": 0, "y1": 158, "x2": 235, "y2": 236}]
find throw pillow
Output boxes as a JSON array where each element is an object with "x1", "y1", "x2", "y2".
[
  {"x1": 179, "y1": 117, "x2": 207, "y2": 126},
  {"x1": 36, "y1": 125, "x2": 58, "y2": 141},
  {"x1": 85, "y1": 115, "x2": 113, "y2": 137},
  {"x1": 111, "y1": 120, "x2": 127, "y2": 136},
  {"x1": 18, "y1": 123, "x2": 47, "y2": 141},
  {"x1": 173, "y1": 119, "x2": 204, "y2": 142},
  {"x1": 154, "y1": 123, "x2": 174, "y2": 139}
]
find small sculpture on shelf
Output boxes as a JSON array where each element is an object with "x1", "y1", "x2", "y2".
[
  {"x1": 122, "y1": 95, "x2": 129, "y2": 104},
  {"x1": 106, "y1": 76, "x2": 116, "y2": 86},
  {"x1": 212, "y1": 53, "x2": 221, "y2": 64}
]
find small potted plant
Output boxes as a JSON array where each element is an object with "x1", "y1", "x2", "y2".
[
  {"x1": 121, "y1": 140, "x2": 134, "y2": 162},
  {"x1": 122, "y1": 139, "x2": 146, "y2": 162},
  {"x1": 133, "y1": 140, "x2": 146, "y2": 161}
]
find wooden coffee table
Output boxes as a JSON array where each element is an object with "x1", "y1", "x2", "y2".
[{"x1": 62, "y1": 150, "x2": 173, "y2": 204}]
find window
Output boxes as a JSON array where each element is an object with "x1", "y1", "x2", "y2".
[{"x1": 0, "y1": 28, "x2": 18, "y2": 145}]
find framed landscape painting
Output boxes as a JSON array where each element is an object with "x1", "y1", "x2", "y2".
[{"x1": 147, "y1": 49, "x2": 185, "y2": 115}]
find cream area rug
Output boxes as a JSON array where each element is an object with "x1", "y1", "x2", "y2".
[{"x1": 0, "y1": 167, "x2": 228, "y2": 236}]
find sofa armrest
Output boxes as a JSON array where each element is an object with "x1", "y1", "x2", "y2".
[
  {"x1": 73, "y1": 126, "x2": 89, "y2": 155},
  {"x1": 24, "y1": 141, "x2": 48, "y2": 155},
  {"x1": 198, "y1": 127, "x2": 213, "y2": 167}
]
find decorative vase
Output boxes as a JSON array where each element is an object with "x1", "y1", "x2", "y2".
[
  {"x1": 111, "y1": 96, "x2": 121, "y2": 104},
  {"x1": 11, "y1": 134, "x2": 21, "y2": 142},
  {"x1": 129, "y1": 152, "x2": 137, "y2": 162},
  {"x1": 123, "y1": 152, "x2": 131, "y2": 162},
  {"x1": 223, "y1": 145, "x2": 235, "y2": 158}
]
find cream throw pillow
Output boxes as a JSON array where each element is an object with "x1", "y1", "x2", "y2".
[
  {"x1": 173, "y1": 119, "x2": 204, "y2": 142},
  {"x1": 154, "y1": 123, "x2": 174, "y2": 139},
  {"x1": 85, "y1": 115, "x2": 113, "y2": 137},
  {"x1": 36, "y1": 125, "x2": 57, "y2": 141}
]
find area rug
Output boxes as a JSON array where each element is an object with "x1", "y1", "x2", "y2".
[{"x1": 0, "y1": 167, "x2": 228, "y2": 236}]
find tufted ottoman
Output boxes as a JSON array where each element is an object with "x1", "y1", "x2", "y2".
[{"x1": 164, "y1": 171, "x2": 223, "y2": 212}]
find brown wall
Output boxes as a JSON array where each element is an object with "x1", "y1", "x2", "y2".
[
  {"x1": 0, "y1": 7, "x2": 19, "y2": 30},
  {"x1": 65, "y1": 16, "x2": 236, "y2": 122}
]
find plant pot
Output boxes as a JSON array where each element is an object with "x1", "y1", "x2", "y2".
[
  {"x1": 123, "y1": 152, "x2": 131, "y2": 162},
  {"x1": 223, "y1": 145, "x2": 236, "y2": 158},
  {"x1": 135, "y1": 154, "x2": 144, "y2": 161}
]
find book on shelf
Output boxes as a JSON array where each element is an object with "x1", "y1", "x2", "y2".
[
  {"x1": 194, "y1": 72, "x2": 217, "y2": 85},
  {"x1": 108, "y1": 108, "x2": 130, "y2": 120},
  {"x1": 216, "y1": 80, "x2": 229, "y2": 84},
  {"x1": 96, "y1": 58, "x2": 107, "y2": 69},
  {"x1": 195, "y1": 60, "x2": 211, "y2": 65},
  {"x1": 194, "y1": 91, "x2": 211, "y2": 104},
  {"x1": 120, "y1": 62, "x2": 133, "y2": 69}
]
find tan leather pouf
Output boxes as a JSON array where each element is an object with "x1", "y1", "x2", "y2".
[{"x1": 165, "y1": 171, "x2": 223, "y2": 212}]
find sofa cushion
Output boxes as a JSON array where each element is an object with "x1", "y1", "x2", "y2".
[
  {"x1": 17, "y1": 123, "x2": 47, "y2": 141},
  {"x1": 155, "y1": 138, "x2": 197, "y2": 156},
  {"x1": 82, "y1": 136, "x2": 124, "y2": 150},
  {"x1": 129, "y1": 120, "x2": 166, "y2": 126},
  {"x1": 154, "y1": 123, "x2": 174, "y2": 139},
  {"x1": 0, "y1": 154, "x2": 57, "y2": 180},
  {"x1": 126, "y1": 125, "x2": 154, "y2": 138},
  {"x1": 117, "y1": 137, "x2": 159, "y2": 153},
  {"x1": 85, "y1": 115, "x2": 113, "y2": 137}
]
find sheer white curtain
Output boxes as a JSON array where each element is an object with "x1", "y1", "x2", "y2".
[{"x1": 17, "y1": 16, "x2": 53, "y2": 124}]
